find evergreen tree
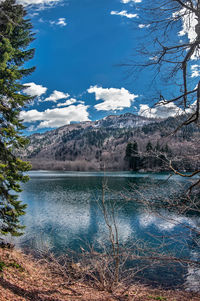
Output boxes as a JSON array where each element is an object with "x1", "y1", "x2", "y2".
[
  {"x1": 165, "y1": 143, "x2": 172, "y2": 157},
  {"x1": 0, "y1": 0, "x2": 35, "y2": 237},
  {"x1": 132, "y1": 141, "x2": 139, "y2": 171},
  {"x1": 146, "y1": 141, "x2": 153, "y2": 153},
  {"x1": 155, "y1": 141, "x2": 160, "y2": 152},
  {"x1": 125, "y1": 142, "x2": 133, "y2": 158},
  {"x1": 125, "y1": 141, "x2": 140, "y2": 170},
  {"x1": 132, "y1": 140, "x2": 138, "y2": 155},
  {"x1": 164, "y1": 144, "x2": 168, "y2": 153},
  {"x1": 144, "y1": 141, "x2": 153, "y2": 169}
]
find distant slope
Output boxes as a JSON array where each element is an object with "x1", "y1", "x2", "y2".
[{"x1": 21, "y1": 113, "x2": 200, "y2": 171}]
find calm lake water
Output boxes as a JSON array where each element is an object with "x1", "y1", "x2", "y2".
[{"x1": 16, "y1": 171, "x2": 200, "y2": 291}]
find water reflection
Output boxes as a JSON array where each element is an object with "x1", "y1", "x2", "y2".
[{"x1": 16, "y1": 171, "x2": 200, "y2": 291}]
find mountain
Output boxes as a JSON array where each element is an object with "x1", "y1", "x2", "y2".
[
  {"x1": 20, "y1": 113, "x2": 200, "y2": 171},
  {"x1": 92, "y1": 113, "x2": 156, "y2": 128}
]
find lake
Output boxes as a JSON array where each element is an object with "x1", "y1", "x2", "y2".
[{"x1": 16, "y1": 171, "x2": 200, "y2": 291}]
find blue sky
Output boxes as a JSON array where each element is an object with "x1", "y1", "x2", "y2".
[{"x1": 16, "y1": 0, "x2": 199, "y2": 133}]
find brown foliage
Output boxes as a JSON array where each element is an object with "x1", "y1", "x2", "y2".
[{"x1": 1, "y1": 247, "x2": 200, "y2": 301}]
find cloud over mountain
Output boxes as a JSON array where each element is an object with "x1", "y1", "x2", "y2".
[
  {"x1": 138, "y1": 103, "x2": 184, "y2": 119},
  {"x1": 20, "y1": 104, "x2": 90, "y2": 129},
  {"x1": 88, "y1": 86, "x2": 138, "y2": 111},
  {"x1": 17, "y1": 0, "x2": 61, "y2": 7}
]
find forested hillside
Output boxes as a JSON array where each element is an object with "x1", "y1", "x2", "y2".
[{"x1": 21, "y1": 113, "x2": 200, "y2": 171}]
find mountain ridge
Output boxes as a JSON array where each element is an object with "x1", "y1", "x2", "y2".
[{"x1": 21, "y1": 113, "x2": 199, "y2": 171}]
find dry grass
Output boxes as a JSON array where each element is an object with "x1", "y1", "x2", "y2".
[{"x1": 0, "y1": 247, "x2": 200, "y2": 301}]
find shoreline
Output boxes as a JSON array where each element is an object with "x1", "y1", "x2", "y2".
[{"x1": 1, "y1": 247, "x2": 200, "y2": 301}]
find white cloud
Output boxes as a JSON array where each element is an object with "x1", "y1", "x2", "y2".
[
  {"x1": 149, "y1": 56, "x2": 158, "y2": 61},
  {"x1": 173, "y1": 7, "x2": 199, "y2": 60},
  {"x1": 121, "y1": 0, "x2": 142, "y2": 3},
  {"x1": 20, "y1": 104, "x2": 90, "y2": 129},
  {"x1": 23, "y1": 82, "x2": 47, "y2": 97},
  {"x1": 57, "y1": 98, "x2": 77, "y2": 107},
  {"x1": 176, "y1": 9, "x2": 197, "y2": 44},
  {"x1": 29, "y1": 12, "x2": 39, "y2": 17},
  {"x1": 57, "y1": 18, "x2": 67, "y2": 26},
  {"x1": 111, "y1": 10, "x2": 138, "y2": 19},
  {"x1": 191, "y1": 64, "x2": 200, "y2": 78},
  {"x1": 138, "y1": 24, "x2": 150, "y2": 29},
  {"x1": 139, "y1": 99, "x2": 198, "y2": 118},
  {"x1": 21, "y1": 109, "x2": 43, "y2": 122},
  {"x1": 88, "y1": 86, "x2": 138, "y2": 111},
  {"x1": 78, "y1": 100, "x2": 85, "y2": 105},
  {"x1": 50, "y1": 17, "x2": 67, "y2": 27},
  {"x1": 138, "y1": 102, "x2": 184, "y2": 119},
  {"x1": 17, "y1": 0, "x2": 61, "y2": 7},
  {"x1": 45, "y1": 90, "x2": 70, "y2": 102}
]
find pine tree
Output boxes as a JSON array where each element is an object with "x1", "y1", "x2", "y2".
[
  {"x1": 0, "y1": 0, "x2": 35, "y2": 237},
  {"x1": 132, "y1": 141, "x2": 138, "y2": 155},
  {"x1": 164, "y1": 144, "x2": 169, "y2": 153},
  {"x1": 145, "y1": 141, "x2": 153, "y2": 169},
  {"x1": 132, "y1": 141, "x2": 139, "y2": 171},
  {"x1": 155, "y1": 141, "x2": 160, "y2": 152},
  {"x1": 125, "y1": 141, "x2": 140, "y2": 170},
  {"x1": 125, "y1": 142, "x2": 133, "y2": 158},
  {"x1": 146, "y1": 141, "x2": 153, "y2": 153}
]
